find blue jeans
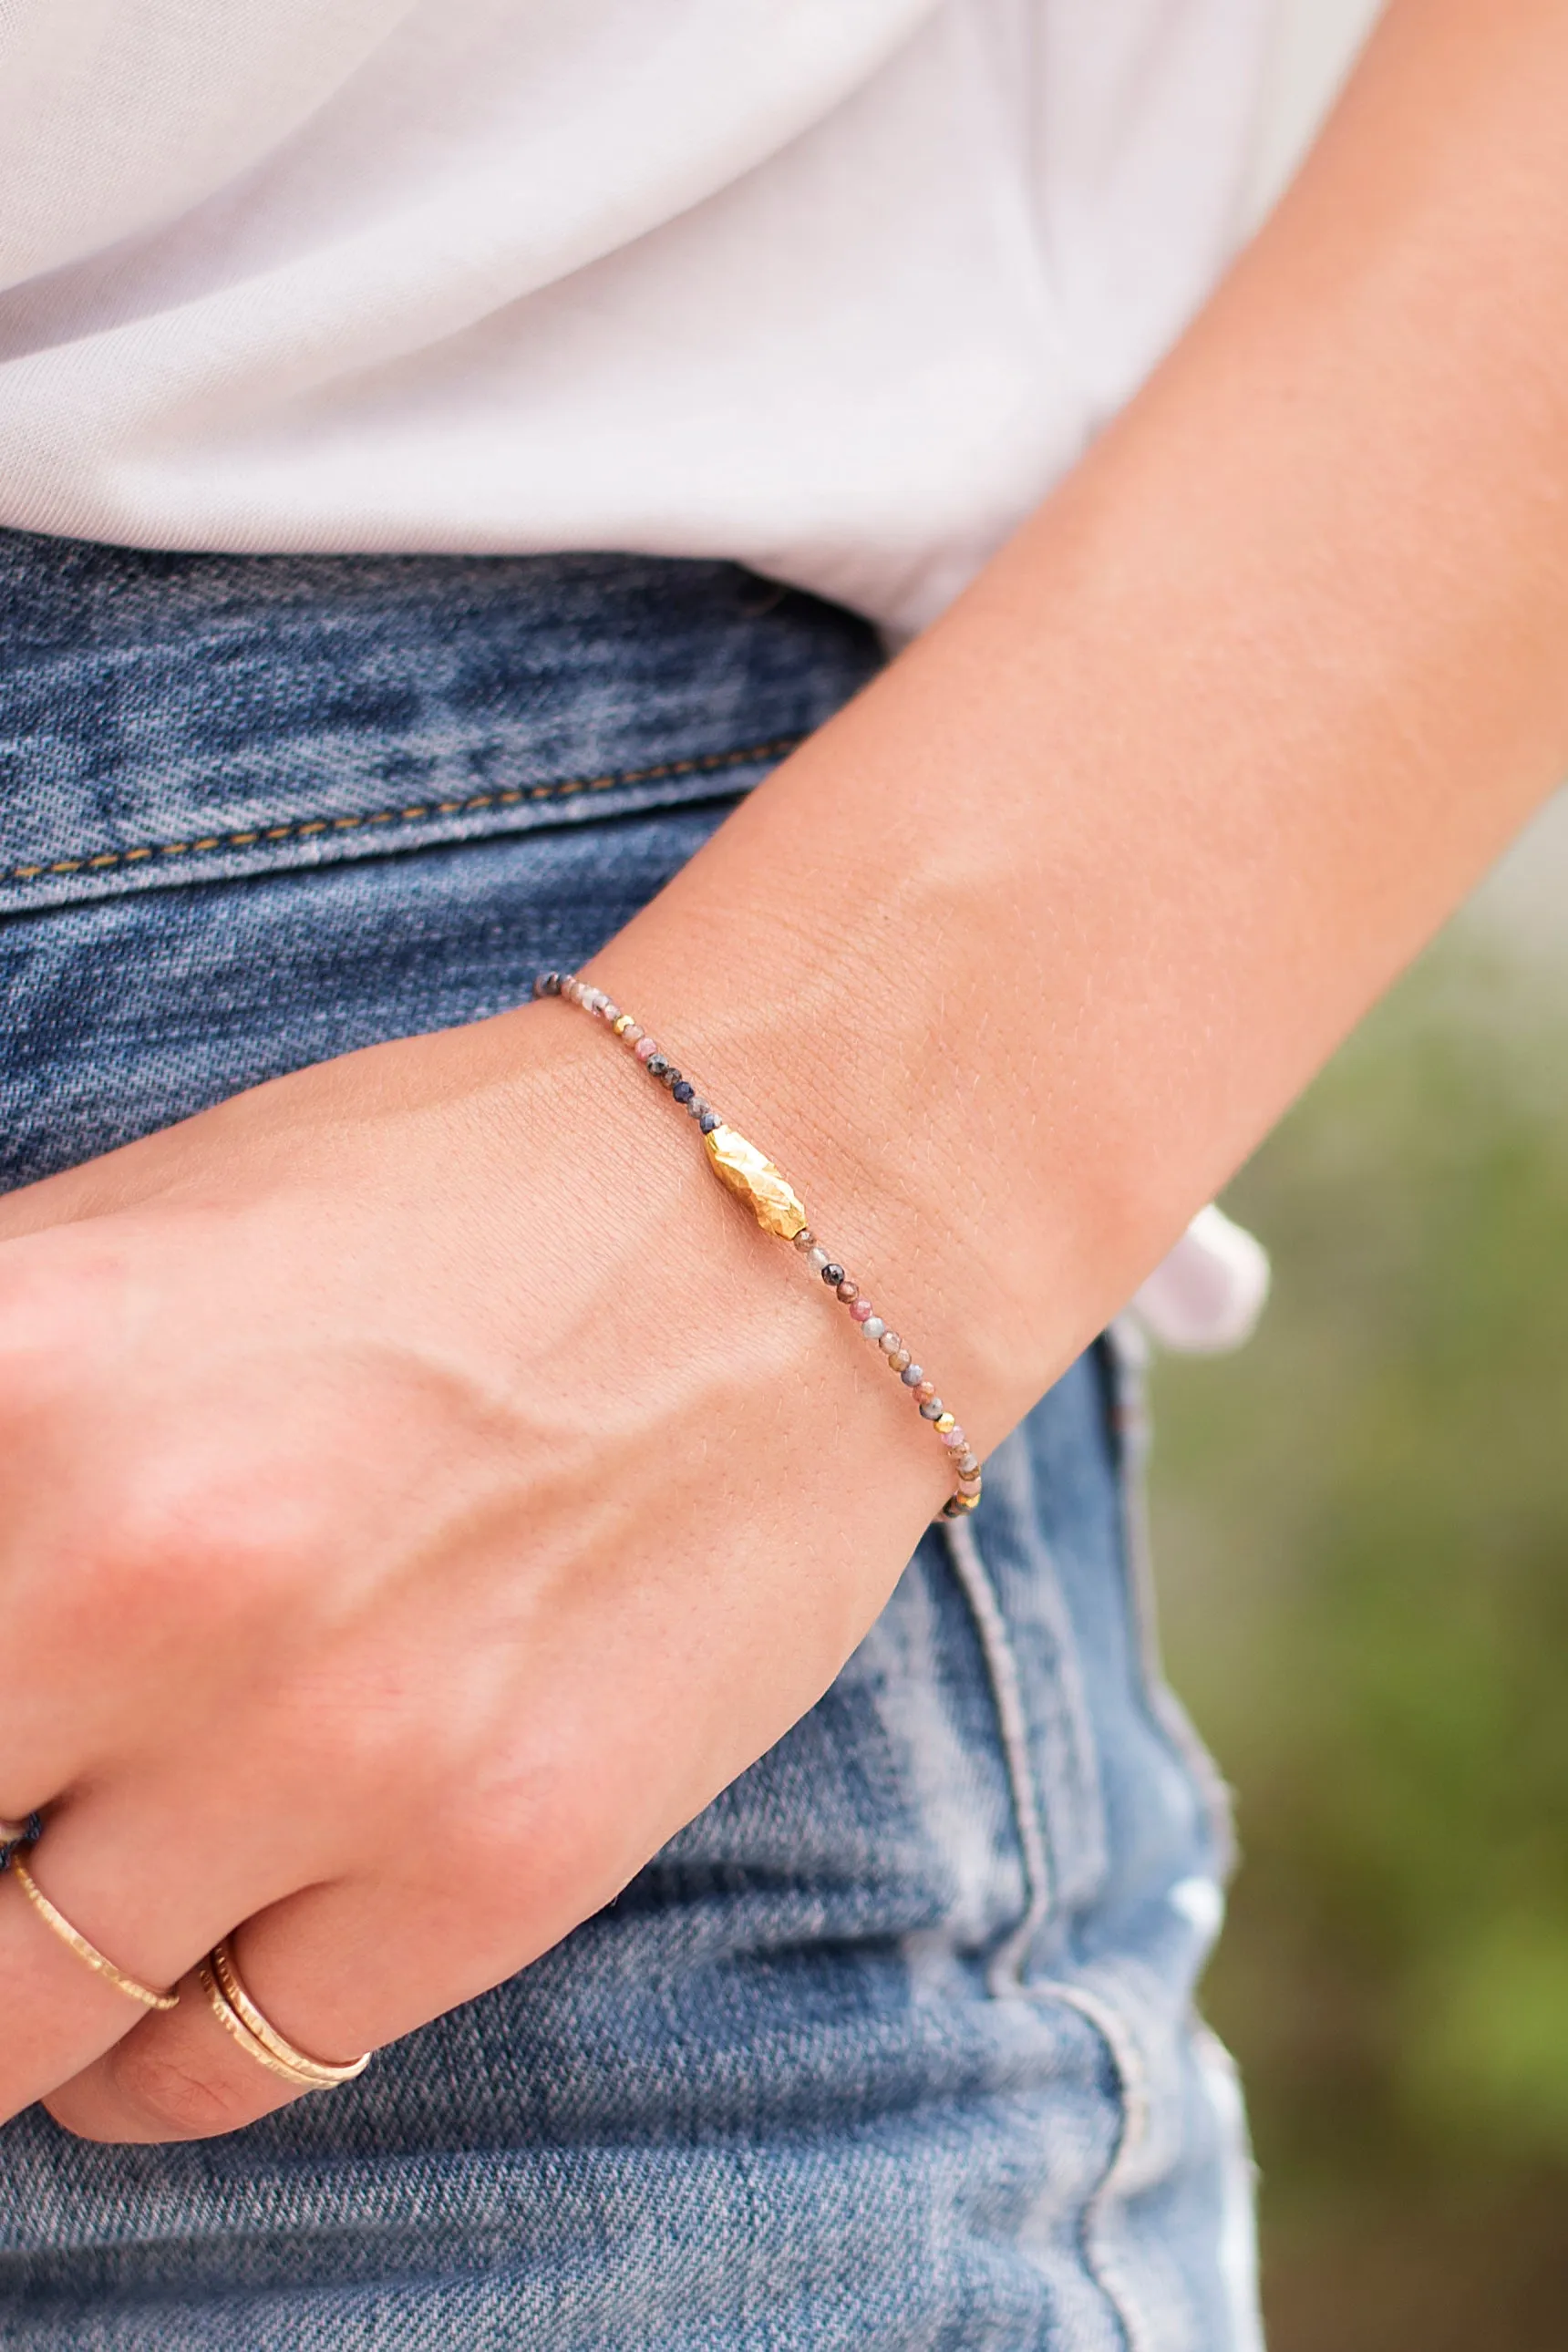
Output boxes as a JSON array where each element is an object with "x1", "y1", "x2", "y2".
[{"x1": 0, "y1": 534, "x2": 1260, "y2": 2349}]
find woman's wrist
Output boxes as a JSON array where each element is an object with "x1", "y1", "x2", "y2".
[
  {"x1": 580, "y1": 769, "x2": 1097, "y2": 1462},
  {"x1": 538, "y1": 969, "x2": 985, "y2": 1517}
]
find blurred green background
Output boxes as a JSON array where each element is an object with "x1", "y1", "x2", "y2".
[{"x1": 1149, "y1": 797, "x2": 1568, "y2": 2348}]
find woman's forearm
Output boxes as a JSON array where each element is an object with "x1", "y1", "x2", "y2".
[{"x1": 588, "y1": 0, "x2": 1568, "y2": 1460}]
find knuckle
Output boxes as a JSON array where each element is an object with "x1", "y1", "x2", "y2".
[{"x1": 108, "y1": 1459, "x2": 323, "y2": 1630}]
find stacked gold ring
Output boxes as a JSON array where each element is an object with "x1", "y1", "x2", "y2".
[{"x1": 198, "y1": 1937, "x2": 371, "y2": 2089}]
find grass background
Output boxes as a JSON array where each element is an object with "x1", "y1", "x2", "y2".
[{"x1": 1148, "y1": 799, "x2": 1568, "y2": 2347}]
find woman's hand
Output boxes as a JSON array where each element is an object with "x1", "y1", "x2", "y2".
[{"x1": 0, "y1": 997, "x2": 945, "y2": 2143}]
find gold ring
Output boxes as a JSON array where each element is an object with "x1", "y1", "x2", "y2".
[
  {"x1": 198, "y1": 1937, "x2": 370, "y2": 2090},
  {"x1": 9, "y1": 1853, "x2": 179, "y2": 2011}
]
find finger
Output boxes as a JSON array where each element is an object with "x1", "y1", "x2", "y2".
[
  {"x1": 47, "y1": 1782, "x2": 634, "y2": 2145},
  {"x1": 0, "y1": 1772, "x2": 322, "y2": 2126},
  {"x1": 46, "y1": 1883, "x2": 384, "y2": 2144}
]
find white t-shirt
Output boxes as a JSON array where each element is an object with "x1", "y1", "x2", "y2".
[{"x1": 0, "y1": 0, "x2": 1269, "y2": 634}]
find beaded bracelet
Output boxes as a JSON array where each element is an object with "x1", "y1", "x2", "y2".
[{"x1": 535, "y1": 970, "x2": 982, "y2": 1519}]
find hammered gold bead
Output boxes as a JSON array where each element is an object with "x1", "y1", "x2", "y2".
[
  {"x1": 612, "y1": 1013, "x2": 634, "y2": 1036},
  {"x1": 934, "y1": 1412, "x2": 955, "y2": 1434},
  {"x1": 703, "y1": 1124, "x2": 810, "y2": 1240}
]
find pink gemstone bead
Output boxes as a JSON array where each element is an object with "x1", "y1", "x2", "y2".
[
  {"x1": 913, "y1": 1379, "x2": 936, "y2": 1405},
  {"x1": 941, "y1": 1428, "x2": 967, "y2": 1450},
  {"x1": 621, "y1": 1024, "x2": 644, "y2": 1046},
  {"x1": 634, "y1": 1037, "x2": 658, "y2": 1063},
  {"x1": 849, "y1": 1300, "x2": 873, "y2": 1324}
]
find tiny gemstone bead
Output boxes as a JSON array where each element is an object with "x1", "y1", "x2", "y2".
[
  {"x1": 792, "y1": 1229, "x2": 816, "y2": 1252},
  {"x1": 699, "y1": 1110, "x2": 722, "y2": 1134},
  {"x1": 958, "y1": 1475, "x2": 983, "y2": 1496},
  {"x1": 809, "y1": 1246, "x2": 830, "y2": 1273},
  {"x1": 850, "y1": 1300, "x2": 873, "y2": 1324},
  {"x1": 835, "y1": 1279, "x2": 858, "y2": 1304},
  {"x1": 645, "y1": 1055, "x2": 669, "y2": 1078},
  {"x1": 934, "y1": 1412, "x2": 955, "y2": 1434},
  {"x1": 621, "y1": 1023, "x2": 644, "y2": 1046},
  {"x1": 942, "y1": 1497, "x2": 965, "y2": 1519},
  {"x1": 862, "y1": 1317, "x2": 885, "y2": 1340},
  {"x1": 913, "y1": 1378, "x2": 936, "y2": 1404},
  {"x1": 956, "y1": 1451, "x2": 980, "y2": 1476},
  {"x1": 671, "y1": 1079, "x2": 695, "y2": 1104},
  {"x1": 900, "y1": 1363, "x2": 923, "y2": 1387},
  {"x1": 686, "y1": 1095, "x2": 708, "y2": 1118},
  {"x1": 598, "y1": 1001, "x2": 620, "y2": 1025},
  {"x1": 919, "y1": 1398, "x2": 944, "y2": 1420},
  {"x1": 822, "y1": 1263, "x2": 845, "y2": 1286},
  {"x1": 635, "y1": 1037, "x2": 657, "y2": 1062},
  {"x1": 889, "y1": 1348, "x2": 912, "y2": 1373},
  {"x1": 878, "y1": 1330, "x2": 901, "y2": 1353}
]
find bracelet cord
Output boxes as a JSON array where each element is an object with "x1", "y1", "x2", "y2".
[{"x1": 536, "y1": 970, "x2": 982, "y2": 1521}]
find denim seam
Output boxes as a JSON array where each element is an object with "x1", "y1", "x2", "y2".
[
  {"x1": 1026, "y1": 1978, "x2": 1154, "y2": 2352},
  {"x1": 939, "y1": 1515, "x2": 1055, "y2": 1996},
  {"x1": 943, "y1": 1512, "x2": 1151, "y2": 2352},
  {"x1": 0, "y1": 732, "x2": 806, "y2": 888}
]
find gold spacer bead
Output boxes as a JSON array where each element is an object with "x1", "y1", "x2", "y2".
[
  {"x1": 934, "y1": 1412, "x2": 955, "y2": 1434},
  {"x1": 954, "y1": 1490, "x2": 981, "y2": 1511},
  {"x1": 612, "y1": 1013, "x2": 634, "y2": 1035}
]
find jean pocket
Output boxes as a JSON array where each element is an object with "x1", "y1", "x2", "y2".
[
  {"x1": 0, "y1": 544, "x2": 882, "y2": 920},
  {"x1": 0, "y1": 794, "x2": 732, "y2": 1191}
]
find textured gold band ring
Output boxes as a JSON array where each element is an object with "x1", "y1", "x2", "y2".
[
  {"x1": 9, "y1": 1853, "x2": 179, "y2": 2011},
  {"x1": 199, "y1": 1937, "x2": 371, "y2": 2089}
]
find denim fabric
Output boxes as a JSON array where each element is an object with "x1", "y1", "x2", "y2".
[{"x1": 0, "y1": 533, "x2": 1260, "y2": 2350}]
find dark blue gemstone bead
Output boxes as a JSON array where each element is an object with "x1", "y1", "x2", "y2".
[
  {"x1": 822, "y1": 1263, "x2": 845, "y2": 1286},
  {"x1": 645, "y1": 1055, "x2": 669, "y2": 1078},
  {"x1": 699, "y1": 1110, "x2": 721, "y2": 1134},
  {"x1": 671, "y1": 1079, "x2": 695, "y2": 1104}
]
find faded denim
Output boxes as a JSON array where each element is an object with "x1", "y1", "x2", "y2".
[{"x1": 0, "y1": 532, "x2": 1261, "y2": 2350}]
